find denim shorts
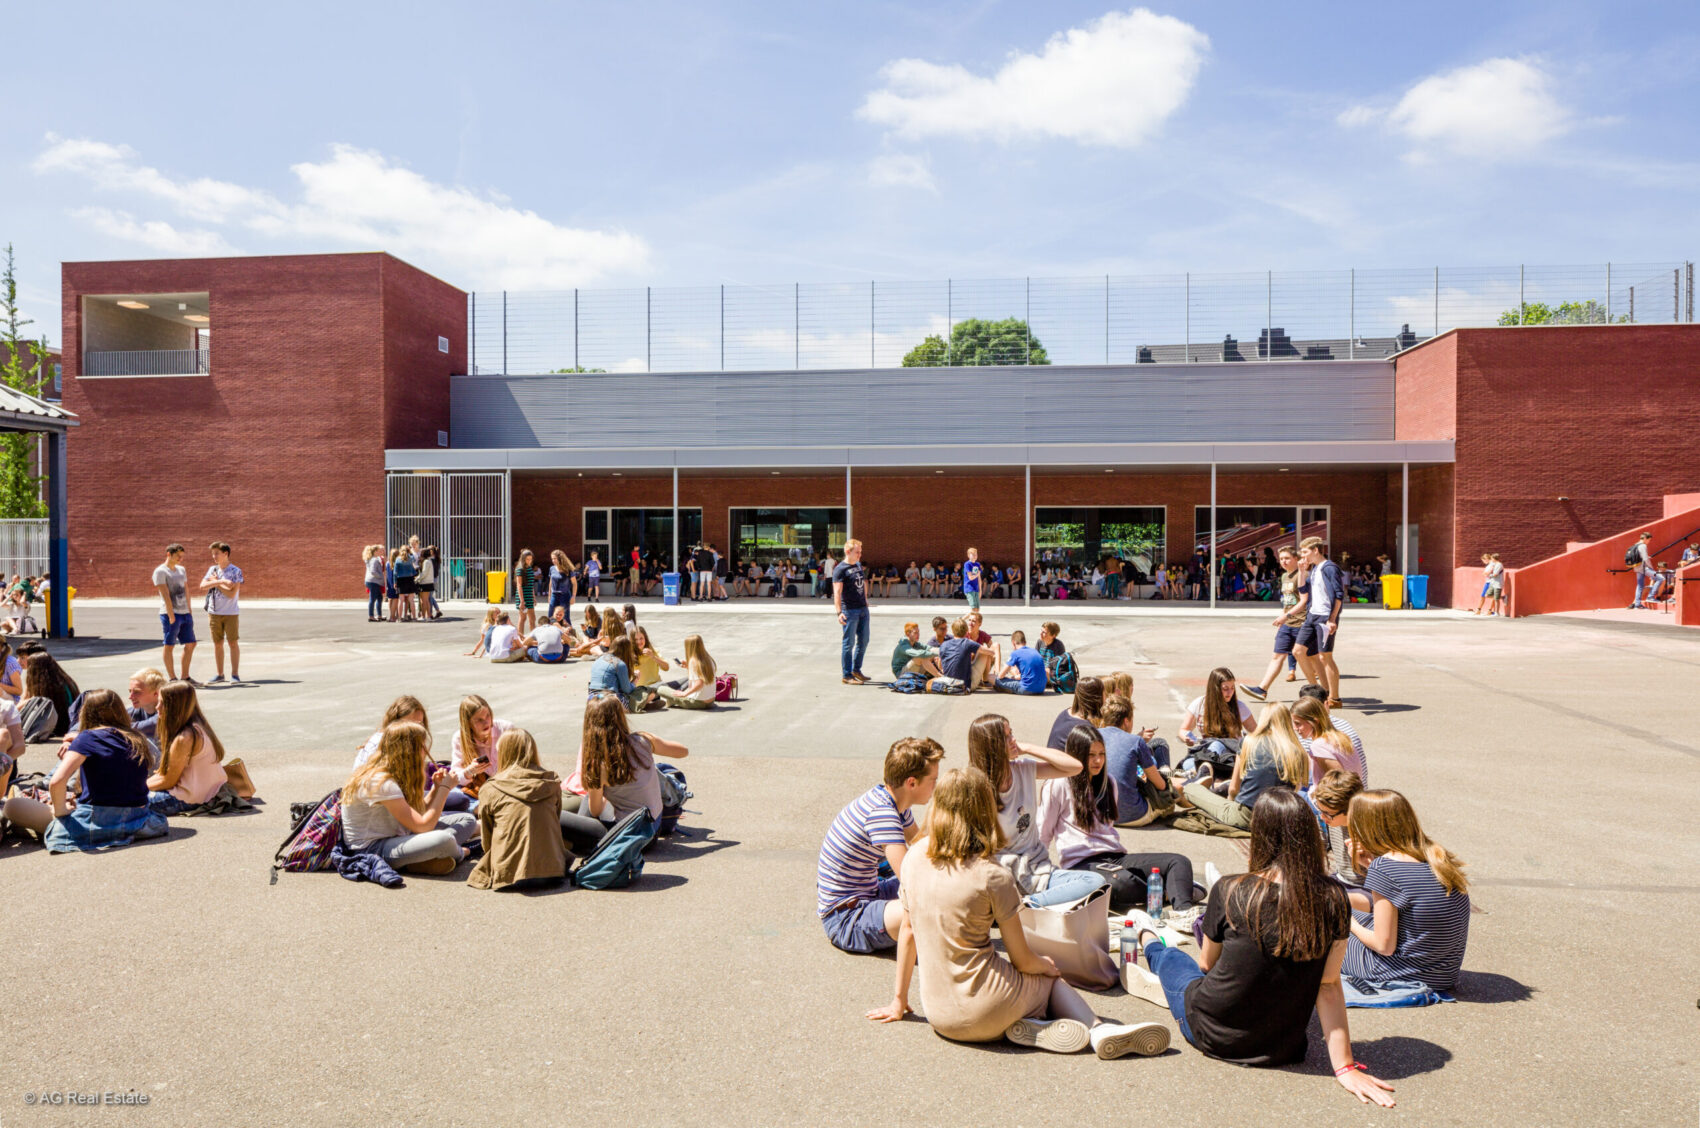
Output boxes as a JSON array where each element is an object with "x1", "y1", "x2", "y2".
[
  {"x1": 821, "y1": 876, "x2": 899, "y2": 954},
  {"x1": 1272, "y1": 623, "x2": 1299, "y2": 655},
  {"x1": 161, "y1": 613, "x2": 196, "y2": 646},
  {"x1": 147, "y1": 791, "x2": 195, "y2": 816}
]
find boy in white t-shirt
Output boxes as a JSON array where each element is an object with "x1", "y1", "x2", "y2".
[
  {"x1": 486, "y1": 612, "x2": 525, "y2": 663},
  {"x1": 200, "y1": 541, "x2": 244, "y2": 683},
  {"x1": 152, "y1": 543, "x2": 196, "y2": 683}
]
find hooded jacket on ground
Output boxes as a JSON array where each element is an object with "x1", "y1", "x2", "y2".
[{"x1": 468, "y1": 765, "x2": 568, "y2": 890}]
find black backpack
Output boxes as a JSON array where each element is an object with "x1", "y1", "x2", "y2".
[
  {"x1": 1625, "y1": 544, "x2": 1641, "y2": 567},
  {"x1": 657, "y1": 763, "x2": 691, "y2": 837}
]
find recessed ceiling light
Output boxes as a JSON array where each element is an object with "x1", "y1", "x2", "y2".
[
  {"x1": 116, "y1": 300, "x2": 148, "y2": 310},
  {"x1": 935, "y1": 470, "x2": 944, "y2": 475},
  {"x1": 1105, "y1": 469, "x2": 1114, "y2": 473},
  {"x1": 771, "y1": 471, "x2": 781, "y2": 475},
  {"x1": 612, "y1": 472, "x2": 622, "y2": 477},
  {"x1": 1278, "y1": 467, "x2": 1289, "y2": 472},
  {"x1": 183, "y1": 314, "x2": 209, "y2": 323}
]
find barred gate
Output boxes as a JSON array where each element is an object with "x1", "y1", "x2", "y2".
[
  {"x1": 385, "y1": 472, "x2": 508, "y2": 601},
  {"x1": 0, "y1": 519, "x2": 48, "y2": 582}
]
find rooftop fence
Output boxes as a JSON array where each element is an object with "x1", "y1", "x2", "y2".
[{"x1": 467, "y1": 261, "x2": 1694, "y2": 375}]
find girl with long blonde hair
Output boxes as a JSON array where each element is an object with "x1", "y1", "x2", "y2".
[
  {"x1": 658, "y1": 634, "x2": 724, "y2": 708},
  {"x1": 146, "y1": 681, "x2": 228, "y2": 814},
  {"x1": 341, "y1": 721, "x2": 478, "y2": 874},
  {"x1": 1291, "y1": 696, "x2": 1368, "y2": 786},
  {"x1": 1180, "y1": 702, "x2": 1306, "y2": 832},
  {"x1": 450, "y1": 694, "x2": 511, "y2": 795}
]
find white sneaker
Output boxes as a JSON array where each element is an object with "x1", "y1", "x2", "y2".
[
  {"x1": 1091, "y1": 1021, "x2": 1170, "y2": 1059},
  {"x1": 1004, "y1": 1017, "x2": 1090, "y2": 1054},
  {"x1": 1123, "y1": 909, "x2": 1162, "y2": 942},
  {"x1": 1121, "y1": 962, "x2": 1170, "y2": 1008},
  {"x1": 1204, "y1": 862, "x2": 1222, "y2": 892}
]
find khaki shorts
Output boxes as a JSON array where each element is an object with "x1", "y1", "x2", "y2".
[{"x1": 209, "y1": 614, "x2": 240, "y2": 643}]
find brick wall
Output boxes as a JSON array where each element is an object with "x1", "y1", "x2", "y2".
[
  {"x1": 381, "y1": 257, "x2": 464, "y2": 450},
  {"x1": 512, "y1": 470, "x2": 1394, "y2": 571},
  {"x1": 1393, "y1": 332, "x2": 1457, "y2": 440},
  {"x1": 62, "y1": 253, "x2": 463, "y2": 598}
]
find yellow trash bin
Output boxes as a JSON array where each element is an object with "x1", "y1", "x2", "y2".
[
  {"x1": 1380, "y1": 573, "x2": 1404, "y2": 609},
  {"x1": 486, "y1": 571, "x2": 507, "y2": 604},
  {"x1": 43, "y1": 585, "x2": 76, "y2": 635}
]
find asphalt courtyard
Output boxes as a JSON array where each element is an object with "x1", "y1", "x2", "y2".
[{"x1": 3, "y1": 600, "x2": 1697, "y2": 1127}]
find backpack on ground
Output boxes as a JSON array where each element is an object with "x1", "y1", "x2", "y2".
[
  {"x1": 271, "y1": 789, "x2": 343, "y2": 883},
  {"x1": 784, "y1": 583, "x2": 797, "y2": 597},
  {"x1": 1047, "y1": 651, "x2": 1080, "y2": 694},
  {"x1": 890, "y1": 672, "x2": 928, "y2": 694},
  {"x1": 572, "y1": 806, "x2": 657, "y2": 889},
  {"x1": 656, "y1": 763, "x2": 691, "y2": 837}
]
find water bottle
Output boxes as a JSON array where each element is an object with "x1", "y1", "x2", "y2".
[
  {"x1": 1147, "y1": 867, "x2": 1164, "y2": 922},
  {"x1": 1119, "y1": 929, "x2": 1138, "y2": 969}
]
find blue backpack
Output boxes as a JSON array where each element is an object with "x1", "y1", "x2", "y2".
[
  {"x1": 656, "y1": 763, "x2": 691, "y2": 837},
  {"x1": 1047, "y1": 651, "x2": 1080, "y2": 694},
  {"x1": 572, "y1": 807, "x2": 657, "y2": 890},
  {"x1": 889, "y1": 672, "x2": 929, "y2": 694}
]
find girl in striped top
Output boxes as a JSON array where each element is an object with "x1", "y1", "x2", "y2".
[{"x1": 1342, "y1": 790, "x2": 1470, "y2": 1001}]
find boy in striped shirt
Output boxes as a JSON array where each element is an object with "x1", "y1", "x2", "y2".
[{"x1": 817, "y1": 738, "x2": 944, "y2": 956}]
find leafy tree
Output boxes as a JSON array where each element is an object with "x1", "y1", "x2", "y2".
[
  {"x1": 550, "y1": 365, "x2": 608, "y2": 373},
  {"x1": 902, "y1": 317, "x2": 1049, "y2": 367},
  {"x1": 1497, "y1": 299, "x2": 1628, "y2": 326},
  {"x1": 0, "y1": 245, "x2": 48, "y2": 518}
]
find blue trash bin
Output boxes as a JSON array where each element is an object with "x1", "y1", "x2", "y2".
[
  {"x1": 1406, "y1": 574, "x2": 1429, "y2": 610},
  {"x1": 662, "y1": 572, "x2": 681, "y2": 606}
]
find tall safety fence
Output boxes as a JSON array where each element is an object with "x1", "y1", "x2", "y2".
[{"x1": 468, "y1": 261, "x2": 1694, "y2": 374}]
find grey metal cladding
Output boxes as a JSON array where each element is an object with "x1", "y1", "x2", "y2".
[{"x1": 449, "y1": 360, "x2": 1393, "y2": 450}]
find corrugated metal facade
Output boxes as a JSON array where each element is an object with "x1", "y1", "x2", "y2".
[{"x1": 450, "y1": 360, "x2": 1395, "y2": 450}]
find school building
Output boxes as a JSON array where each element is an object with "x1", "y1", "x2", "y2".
[{"x1": 56, "y1": 252, "x2": 1700, "y2": 616}]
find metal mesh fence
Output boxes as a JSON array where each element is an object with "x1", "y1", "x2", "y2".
[{"x1": 467, "y1": 262, "x2": 1693, "y2": 374}]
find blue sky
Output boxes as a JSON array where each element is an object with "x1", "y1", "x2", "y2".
[{"x1": 6, "y1": 1, "x2": 1698, "y2": 347}]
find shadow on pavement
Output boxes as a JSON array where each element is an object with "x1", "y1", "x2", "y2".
[
  {"x1": 1341, "y1": 1035, "x2": 1454, "y2": 1079},
  {"x1": 1345, "y1": 698, "x2": 1420, "y2": 716},
  {"x1": 645, "y1": 828, "x2": 739, "y2": 862},
  {"x1": 1452, "y1": 970, "x2": 1535, "y2": 1004}
]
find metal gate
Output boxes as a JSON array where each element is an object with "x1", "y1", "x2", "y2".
[
  {"x1": 0, "y1": 519, "x2": 48, "y2": 583},
  {"x1": 386, "y1": 471, "x2": 509, "y2": 601}
]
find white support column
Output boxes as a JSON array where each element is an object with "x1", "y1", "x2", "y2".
[
  {"x1": 502, "y1": 470, "x2": 512, "y2": 578},
  {"x1": 1400, "y1": 461, "x2": 1410, "y2": 578},
  {"x1": 845, "y1": 465, "x2": 853, "y2": 540},
  {"x1": 1024, "y1": 463, "x2": 1032, "y2": 608},
  {"x1": 672, "y1": 466, "x2": 679, "y2": 575},
  {"x1": 1209, "y1": 463, "x2": 1218, "y2": 610}
]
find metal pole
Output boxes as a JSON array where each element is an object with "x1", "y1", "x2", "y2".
[
  {"x1": 1433, "y1": 267, "x2": 1439, "y2": 338},
  {"x1": 573, "y1": 289, "x2": 579, "y2": 370},
  {"x1": 1024, "y1": 463, "x2": 1032, "y2": 608},
  {"x1": 1607, "y1": 263, "x2": 1612, "y2": 322},
  {"x1": 1676, "y1": 267, "x2": 1682, "y2": 323},
  {"x1": 946, "y1": 279, "x2": 953, "y2": 365},
  {"x1": 1184, "y1": 273, "x2": 1190, "y2": 363},
  {"x1": 1630, "y1": 285, "x2": 1635, "y2": 323},
  {"x1": 845, "y1": 465, "x2": 852, "y2": 540},
  {"x1": 646, "y1": 286, "x2": 651, "y2": 372},
  {"x1": 1400, "y1": 462, "x2": 1410, "y2": 579},
  {"x1": 1265, "y1": 269, "x2": 1272, "y2": 362},
  {"x1": 795, "y1": 282, "x2": 800, "y2": 369},
  {"x1": 1025, "y1": 277, "x2": 1031, "y2": 364},
  {"x1": 1349, "y1": 268, "x2": 1354, "y2": 358},
  {"x1": 501, "y1": 290, "x2": 507, "y2": 375},
  {"x1": 1519, "y1": 264, "x2": 1525, "y2": 326},
  {"x1": 1104, "y1": 274, "x2": 1110, "y2": 364},
  {"x1": 720, "y1": 285, "x2": 725, "y2": 371},
  {"x1": 46, "y1": 431, "x2": 67, "y2": 638},
  {"x1": 1209, "y1": 463, "x2": 1217, "y2": 610},
  {"x1": 672, "y1": 466, "x2": 679, "y2": 575},
  {"x1": 502, "y1": 470, "x2": 511, "y2": 580},
  {"x1": 470, "y1": 292, "x2": 476, "y2": 373},
  {"x1": 870, "y1": 281, "x2": 876, "y2": 367}
]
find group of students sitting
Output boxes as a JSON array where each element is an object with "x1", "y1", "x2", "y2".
[
  {"x1": 0, "y1": 669, "x2": 239, "y2": 852},
  {"x1": 466, "y1": 602, "x2": 732, "y2": 713},
  {"x1": 816, "y1": 668, "x2": 1468, "y2": 1107},
  {"x1": 889, "y1": 615, "x2": 1068, "y2": 694},
  {"x1": 338, "y1": 691, "x2": 688, "y2": 887}
]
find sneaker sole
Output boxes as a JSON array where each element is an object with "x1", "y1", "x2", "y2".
[
  {"x1": 1121, "y1": 965, "x2": 1170, "y2": 1008},
  {"x1": 1095, "y1": 1022, "x2": 1171, "y2": 1059},
  {"x1": 1005, "y1": 1018, "x2": 1089, "y2": 1053}
]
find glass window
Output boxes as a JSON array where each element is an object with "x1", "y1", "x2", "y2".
[
  {"x1": 732, "y1": 508, "x2": 846, "y2": 568},
  {"x1": 584, "y1": 509, "x2": 608, "y2": 541},
  {"x1": 589, "y1": 508, "x2": 700, "y2": 573},
  {"x1": 1193, "y1": 506, "x2": 1329, "y2": 560},
  {"x1": 1034, "y1": 507, "x2": 1165, "y2": 575}
]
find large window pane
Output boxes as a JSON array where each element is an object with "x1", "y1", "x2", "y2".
[
  {"x1": 1193, "y1": 506, "x2": 1328, "y2": 560},
  {"x1": 732, "y1": 507, "x2": 847, "y2": 567},
  {"x1": 1034, "y1": 507, "x2": 1165, "y2": 574}
]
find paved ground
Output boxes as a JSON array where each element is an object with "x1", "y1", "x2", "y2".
[{"x1": 3, "y1": 601, "x2": 1697, "y2": 1127}]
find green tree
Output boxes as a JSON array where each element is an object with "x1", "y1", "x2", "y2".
[
  {"x1": 1497, "y1": 299, "x2": 1628, "y2": 326},
  {"x1": 901, "y1": 317, "x2": 1049, "y2": 367},
  {"x1": 549, "y1": 365, "x2": 608, "y2": 373},
  {"x1": 0, "y1": 245, "x2": 48, "y2": 519}
]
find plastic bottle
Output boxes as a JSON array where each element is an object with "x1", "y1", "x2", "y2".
[
  {"x1": 1119, "y1": 929, "x2": 1138, "y2": 969},
  {"x1": 1147, "y1": 867, "x2": 1164, "y2": 922}
]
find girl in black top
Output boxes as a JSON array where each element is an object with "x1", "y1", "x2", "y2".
[{"x1": 1126, "y1": 788, "x2": 1395, "y2": 1107}]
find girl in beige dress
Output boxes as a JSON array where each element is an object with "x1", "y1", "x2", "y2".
[{"x1": 889, "y1": 767, "x2": 1169, "y2": 1059}]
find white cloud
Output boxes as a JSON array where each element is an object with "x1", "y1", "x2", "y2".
[
  {"x1": 857, "y1": 7, "x2": 1208, "y2": 148},
  {"x1": 1340, "y1": 57, "x2": 1571, "y2": 161},
  {"x1": 33, "y1": 136, "x2": 648, "y2": 288},
  {"x1": 867, "y1": 153, "x2": 937, "y2": 191}
]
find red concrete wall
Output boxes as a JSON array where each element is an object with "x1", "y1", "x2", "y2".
[
  {"x1": 511, "y1": 470, "x2": 1394, "y2": 572},
  {"x1": 62, "y1": 253, "x2": 462, "y2": 597},
  {"x1": 1677, "y1": 560, "x2": 1700, "y2": 627},
  {"x1": 1394, "y1": 331, "x2": 1456, "y2": 441},
  {"x1": 1506, "y1": 504, "x2": 1700, "y2": 616}
]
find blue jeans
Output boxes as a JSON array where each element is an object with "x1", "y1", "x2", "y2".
[
  {"x1": 994, "y1": 678, "x2": 1040, "y2": 695},
  {"x1": 1023, "y1": 867, "x2": 1108, "y2": 908},
  {"x1": 840, "y1": 607, "x2": 869, "y2": 677},
  {"x1": 146, "y1": 791, "x2": 195, "y2": 816},
  {"x1": 366, "y1": 582, "x2": 384, "y2": 617},
  {"x1": 1145, "y1": 940, "x2": 1202, "y2": 1045},
  {"x1": 1634, "y1": 569, "x2": 1654, "y2": 605}
]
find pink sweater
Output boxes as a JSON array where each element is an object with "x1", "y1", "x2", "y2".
[{"x1": 1035, "y1": 777, "x2": 1122, "y2": 869}]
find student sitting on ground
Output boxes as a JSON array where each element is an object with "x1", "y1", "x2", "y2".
[
  {"x1": 465, "y1": 609, "x2": 500, "y2": 657},
  {"x1": 1178, "y1": 666, "x2": 1258, "y2": 781},
  {"x1": 1098, "y1": 697, "x2": 1171, "y2": 827},
  {"x1": 1101, "y1": 670, "x2": 1133, "y2": 703},
  {"x1": 587, "y1": 636, "x2": 656, "y2": 713},
  {"x1": 965, "y1": 712, "x2": 1101, "y2": 905},
  {"x1": 342, "y1": 721, "x2": 479, "y2": 875},
  {"x1": 559, "y1": 695, "x2": 688, "y2": 854},
  {"x1": 1179, "y1": 703, "x2": 1309, "y2": 832},
  {"x1": 930, "y1": 615, "x2": 950, "y2": 648},
  {"x1": 658, "y1": 634, "x2": 722, "y2": 709},
  {"x1": 630, "y1": 626, "x2": 670, "y2": 689},
  {"x1": 890, "y1": 622, "x2": 943, "y2": 681},
  {"x1": 1039, "y1": 722, "x2": 1198, "y2": 920},
  {"x1": 993, "y1": 630, "x2": 1048, "y2": 695},
  {"x1": 1293, "y1": 697, "x2": 1369, "y2": 787},
  {"x1": 0, "y1": 636, "x2": 22, "y2": 699},
  {"x1": 467, "y1": 727, "x2": 567, "y2": 891},
  {"x1": 450, "y1": 694, "x2": 510, "y2": 796},
  {"x1": 963, "y1": 612, "x2": 1001, "y2": 673},
  {"x1": 1047, "y1": 676, "x2": 1105, "y2": 751},
  {"x1": 521, "y1": 614, "x2": 570, "y2": 663},
  {"x1": 1304, "y1": 769, "x2": 1365, "y2": 883},
  {"x1": 1121, "y1": 788, "x2": 1395, "y2": 1105},
  {"x1": 485, "y1": 612, "x2": 526, "y2": 664},
  {"x1": 1341, "y1": 790, "x2": 1471, "y2": 1006},
  {"x1": 145, "y1": 681, "x2": 228, "y2": 816},
  {"x1": 1297, "y1": 684, "x2": 1366, "y2": 774},
  {"x1": 874, "y1": 766, "x2": 1169, "y2": 1059},
  {"x1": 820, "y1": 737, "x2": 943, "y2": 1017},
  {"x1": 353, "y1": 695, "x2": 429, "y2": 769},
  {"x1": 0, "y1": 689, "x2": 169, "y2": 852},
  {"x1": 19, "y1": 650, "x2": 79, "y2": 743},
  {"x1": 939, "y1": 617, "x2": 995, "y2": 691}
]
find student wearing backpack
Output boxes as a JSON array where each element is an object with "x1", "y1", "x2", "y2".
[
  {"x1": 822, "y1": 737, "x2": 943, "y2": 1024},
  {"x1": 559, "y1": 695, "x2": 688, "y2": 854},
  {"x1": 342, "y1": 721, "x2": 479, "y2": 875},
  {"x1": 1122, "y1": 788, "x2": 1394, "y2": 1105},
  {"x1": 876, "y1": 766, "x2": 1169, "y2": 1059},
  {"x1": 468, "y1": 728, "x2": 567, "y2": 890}
]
